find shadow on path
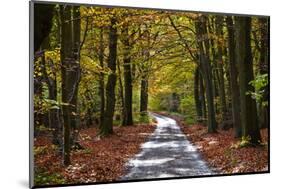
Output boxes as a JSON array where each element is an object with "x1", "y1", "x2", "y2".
[{"x1": 121, "y1": 113, "x2": 213, "y2": 180}]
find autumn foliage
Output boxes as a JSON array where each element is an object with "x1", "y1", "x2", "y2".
[
  {"x1": 34, "y1": 124, "x2": 156, "y2": 185},
  {"x1": 32, "y1": 1, "x2": 269, "y2": 187},
  {"x1": 164, "y1": 113, "x2": 268, "y2": 174}
]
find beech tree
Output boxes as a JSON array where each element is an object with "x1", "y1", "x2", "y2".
[
  {"x1": 60, "y1": 5, "x2": 82, "y2": 165},
  {"x1": 226, "y1": 16, "x2": 242, "y2": 138},
  {"x1": 60, "y1": 5, "x2": 72, "y2": 166},
  {"x1": 235, "y1": 17, "x2": 261, "y2": 144},
  {"x1": 214, "y1": 16, "x2": 227, "y2": 121},
  {"x1": 98, "y1": 28, "x2": 105, "y2": 129},
  {"x1": 99, "y1": 18, "x2": 118, "y2": 136},
  {"x1": 121, "y1": 26, "x2": 134, "y2": 126},
  {"x1": 257, "y1": 17, "x2": 269, "y2": 129},
  {"x1": 195, "y1": 15, "x2": 217, "y2": 133}
]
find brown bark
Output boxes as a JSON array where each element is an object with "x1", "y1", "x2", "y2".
[
  {"x1": 226, "y1": 16, "x2": 242, "y2": 138},
  {"x1": 140, "y1": 74, "x2": 149, "y2": 114},
  {"x1": 69, "y1": 6, "x2": 81, "y2": 148},
  {"x1": 41, "y1": 50, "x2": 62, "y2": 146},
  {"x1": 98, "y1": 28, "x2": 105, "y2": 129},
  {"x1": 60, "y1": 5, "x2": 72, "y2": 166},
  {"x1": 199, "y1": 71, "x2": 207, "y2": 121},
  {"x1": 215, "y1": 16, "x2": 228, "y2": 121},
  {"x1": 121, "y1": 27, "x2": 134, "y2": 126},
  {"x1": 235, "y1": 16, "x2": 261, "y2": 144},
  {"x1": 195, "y1": 16, "x2": 217, "y2": 133},
  {"x1": 194, "y1": 66, "x2": 203, "y2": 122},
  {"x1": 100, "y1": 18, "x2": 118, "y2": 136},
  {"x1": 258, "y1": 17, "x2": 269, "y2": 129}
]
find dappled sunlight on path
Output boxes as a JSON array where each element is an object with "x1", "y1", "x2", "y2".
[{"x1": 121, "y1": 113, "x2": 213, "y2": 180}]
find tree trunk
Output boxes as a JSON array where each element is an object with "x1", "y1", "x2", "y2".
[
  {"x1": 41, "y1": 51, "x2": 62, "y2": 146},
  {"x1": 215, "y1": 16, "x2": 228, "y2": 121},
  {"x1": 258, "y1": 17, "x2": 269, "y2": 129},
  {"x1": 48, "y1": 80, "x2": 62, "y2": 146},
  {"x1": 60, "y1": 5, "x2": 72, "y2": 166},
  {"x1": 226, "y1": 16, "x2": 242, "y2": 138},
  {"x1": 235, "y1": 17, "x2": 261, "y2": 144},
  {"x1": 199, "y1": 71, "x2": 207, "y2": 121},
  {"x1": 69, "y1": 6, "x2": 81, "y2": 148},
  {"x1": 258, "y1": 18, "x2": 269, "y2": 75},
  {"x1": 100, "y1": 18, "x2": 118, "y2": 136},
  {"x1": 195, "y1": 16, "x2": 217, "y2": 133},
  {"x1": 194, "y1": 66, "x2": 203, "y2": 122},
  {"x1": 122, "y1": 27, "x2": 134, "y2": 126},
  {"x1": 98, "y1": 28, "x2": 105, "y2": 129},
  {"x1": 208, "y1": 19, "x2": 219, "y2": 115},
  {"x1": 117, "y1": 59, "x2": 126, "y2": 125},
  {"x1": 140, "y1": 74, "x2": 149, "y2": 115}
]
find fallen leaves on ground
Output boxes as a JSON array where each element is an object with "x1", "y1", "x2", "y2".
[
  {"x1": 157, "y1": 112, "x2": 269, "y2": 174},
  {"x1": 34, "y1": 124, "x2": 156, "y2": 185},
  {"x1": 183, "y1": 125, "x2": 268, "y2": 174}
]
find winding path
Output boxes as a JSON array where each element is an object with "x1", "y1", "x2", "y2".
[{"x1": 121, "y1": 113, "x2": 213, "y2": 180}]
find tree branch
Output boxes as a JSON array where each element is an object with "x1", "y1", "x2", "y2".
[{"x1": 168, "y1": 15, "x2": 197, "y2": 61}]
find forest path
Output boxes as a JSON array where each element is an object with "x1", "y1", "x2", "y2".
[{"x1": 121, "y1": 113, "x2": 213, "y2": 180}]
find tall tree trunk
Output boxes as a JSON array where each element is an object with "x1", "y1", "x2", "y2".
[
  {"x1": 224, "y1": 62, "x2": 233, "y2": 110},
  {"x1": 199, "y1": 71, "x2": 207, "y2": 121},
  {"x1": 235, "y1": 17, "x2": 261, "y2": 144},
  {"x1": 117, "y1": 59, "x2": 126, "y2": 125},
  {"x1": 208, "y1": 18, "x2": 219, "y2": 115},
  {"x1": 194, "y1": 66, "x2": 203, "y2": 122},
  {"x1": 212, "y1": 69, "x2": 220, "y2": 114},
  {"x1": 226, "y1": 16, "x2": 242, "y2": 138},
  {"x1": 98, "y1": 28, "x2": 105, "y2": 129},
  {"x1": 140, "y1": 29, "x2": 150, "y2": 116},
  {"x1": 258, "y1": 17, "x2": 269, "y2": 129},
  {"x1": 60, "y1": 5, "x2": 72, "y2": 166},
  {"x1": 100, "y1": 18, "x2": 118, "y2": 136},
  {"x1": 215, "y1": 16, "x2": 228, "y2": 121},
  {"x1": 122, "y1": 27, "x2": 134, "y2": 126},
  {"x1": 41, "y1": 51, "x2": 62, "y2": 146},
  {"x1": 140, "y1": 73, "x2": 149, "y2": 115},
  {"x1": 195, "y1": 16, "x2": 217, "y2": 133},
  {"x1": 69, "y1": 6, "x2": 81, "y2": 148},
  {"x1": 258, "y1": 18, "x2": 269, "y2": 75},
  {"x1": 48, "y1": 78, "x2": 62, "y2": 146}
]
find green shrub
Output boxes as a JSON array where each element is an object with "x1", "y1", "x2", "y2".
[{"x1": 239, "y1": 136, "x2": 252, "y2": 147}]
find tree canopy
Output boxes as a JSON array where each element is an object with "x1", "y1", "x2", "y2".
[{"x1": 32, "y1": 3, "x2": 269, "y2": 187}]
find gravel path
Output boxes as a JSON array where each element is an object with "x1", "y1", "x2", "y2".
[{"x1": 121, "y1": 113, "x2": 213, "y2": 180}]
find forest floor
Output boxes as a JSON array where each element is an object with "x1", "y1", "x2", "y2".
[
  {"x1": 157, "y1": 112, "x2": 269, "y2": 174},
  {"x1": 34, "y1": 112, "x2": 268, "y2": 186},
  {"x1": 34, "y1": 123, "x2": 156, "y2": 186}
]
